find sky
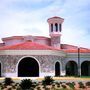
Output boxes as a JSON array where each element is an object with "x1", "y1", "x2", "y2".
[{"x1": 0, "y1": 0, "x2": 90, "y2": 48}]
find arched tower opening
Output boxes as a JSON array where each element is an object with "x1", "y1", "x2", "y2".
[
  {"x1": 51, "y1": 24, "x2": 53, "y2": 32},
  {"x1": 55, "y1": 23, "x2": 58, "y2": 32}
]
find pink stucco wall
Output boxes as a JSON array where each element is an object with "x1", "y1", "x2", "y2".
[
  {"x1": 3, "y1": 39, "x2": 24, "y2": 46},
  {"x1": 0, "y1": 43, "x2": 5, "y2": 47},
  {"x1": 1, "y1": 36, "x2": 51, "y2": 46},
  {"x1": 34, "y1": 36, "x2": 51, "y2": 46},
  {"x1": 61, "y1": 44, "x2": 78, "y2": 49}
]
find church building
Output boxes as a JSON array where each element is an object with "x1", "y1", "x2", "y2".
[{"x1": 0, "y1": 16, "x2": 90, "y2": 77}]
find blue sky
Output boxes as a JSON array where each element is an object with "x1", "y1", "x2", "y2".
[{"x1": 0, "y1": 0, "x2": 90, "y2": 48}]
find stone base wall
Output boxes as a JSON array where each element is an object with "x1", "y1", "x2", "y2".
[
  {"x1": 0, "y1": 53, "x2": 90, "y2": 77},
  {"x1": 0, "y1": 55, "x2": 65, "y2": 77}
]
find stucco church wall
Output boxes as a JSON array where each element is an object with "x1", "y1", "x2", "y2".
[
  {"x1": 0, "y1": 55, "x2": 64, "y2": 77},
  {"x1": 0, "y1": 43, "x2": 5, "y2": 47},
  {"x1": 3, "y1": 39, "x2": 24, "y2": 46},
  {"x1": 65, "y1": 53, "x2": 90, "y2": 65},
  {"x1": 34, "y1": 38, "x2": 51, "y2": 46},
  {"x1": 2, "y1": 36, "x2": 51, "y2": 46}
]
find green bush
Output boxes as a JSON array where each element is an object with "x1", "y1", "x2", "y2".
[
  {"x1": 66, "y1": 82, "x2": 75, "y2": 89},
  {"x1": 42, "y1": 76, "x2": 54, "y2": 85},
  {"x1": 86, "y1": 82, "x2": 90, "y2": 87},
  {"x1": 20, "y1": 79, "x2": 33, "y2": 89},
  {"x1": 4, "y1": 78, "x2": 14, "y2": 86},
  {"x1": 78, "y1": 82, "x2": 85, "y2": 88}
]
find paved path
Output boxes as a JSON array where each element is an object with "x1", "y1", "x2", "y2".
[{"x1": 0, "y1": 77, "x2": 90, "y2": 83}]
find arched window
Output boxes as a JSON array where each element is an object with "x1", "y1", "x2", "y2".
[
  {"x1": 55, "y1": 23, "x2": 58, "y2": 32},
  {"x1": 51, "y1": 24, "x2": 53, "y2": 32},
  {"x1": 55, "y1": 62, "x2": 60, "y2": 76},
  {"x1": 59, "y1": 24, "x2": 61, "y2": 32}
]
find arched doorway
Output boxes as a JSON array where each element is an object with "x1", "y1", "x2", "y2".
[
  {"x1": 18, "y1": 57, "x2": 39, "y2": 77},
  {"x1": 81, "y1": 61, "x2": 90, "y2": 76},
  {"x1": 55, "y1": 62, "x2": 60, "y2": 76},
  {"x1": 66, "y1": 61, "x2": 78, "y2": 76}
]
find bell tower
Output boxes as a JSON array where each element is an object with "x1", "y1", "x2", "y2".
[{"x1": 47, "y1": 16, "x2": 64, "y2": 49}]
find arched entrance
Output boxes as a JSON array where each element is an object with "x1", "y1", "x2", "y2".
[
  {"x1": 66, "y1": 61, "x2": 78, "y2": 76},
  {"x1": 55, "y1": 62, "x2": 60, "y2": 76},
  {"x1": 81, "y1": 61, "x2": 90, "y2": 76},
  {"x1": 18, "y1": 57, "x2": 39, "y2": 77}
]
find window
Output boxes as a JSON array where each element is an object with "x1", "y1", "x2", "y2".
[
  {"x1": 51, "y1": 24, "x2": 53, "y2": 32},
  {"x1": 55, "y1": 23, "x2": 58, "y2": 32}
]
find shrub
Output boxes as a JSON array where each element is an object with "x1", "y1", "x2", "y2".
[
  {"x1": 66, "y1": 82, "x2": 75, "y2": 89},
  {"x1": 4, "y1": 78, "x2": 14, "y2": 86},
  {"x1": 42, "y1": 76, "x2": 54, "y2": 85},
  {"x1": 20, "y1": 79, "x2": 33, "y2": 89},
  {"x1": 37, "y1": 86, "x2": 41, "y2": 90},
  {"x1": 62, "y1": 85, "x2": 67, "y2": 89},
  {"x1": 86, "y1": 82, "x2": 90, "y2": 87},
  {"x1": 78, "y1": 82, "x2": 85, "y2": 88}
]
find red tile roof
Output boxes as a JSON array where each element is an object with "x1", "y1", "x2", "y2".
[
  {"x1": 61, "y1": 44, "x2": 78, "y2": 49},
  {"x1": 0, "y1": 41, "x2": 60, "y2": 50},
  {"x1": 63, "y1": 48, "x2": 90, "y2": 53},
  {"x1": 0, "y1": 41, "x2": 90, "y2": 53}
]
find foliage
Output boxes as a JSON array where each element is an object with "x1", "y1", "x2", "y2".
[
  {"x1": 4, "y1": 78, "x2": 14, "y2": 86},
  {"x1": 20, "y1": 79, "x2": 33, "y2": 89},
  {"x1": 66, "y1": 82, "x2": 75, "y2": 89},
  {"x1": 86, "y1": 82, "x2": 90, "y2": 86},
  {"x1": 42, "y1": 76, "x2": 54, "y2": 85},
  {"x1": 81, "y1": 76, "x2": 90, "y2": 78},
  {"x1": 78, "y1": 82, "x2": 85, "y2": 88},
  {"x1": 62, "y1": 85, "x2": 67, "y2": 90}
]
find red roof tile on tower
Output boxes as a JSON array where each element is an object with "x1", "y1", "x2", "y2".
[
  {"x1": 47, "y1": 16, "x2": 64, "y2": 20},
  {"x1": 0, "y1": 41, "x2": 60, "y2": 50}
]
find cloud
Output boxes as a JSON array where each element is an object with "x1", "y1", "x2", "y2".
[{"x1": 0, "y1": 0, "x2": 90, "y2": 48}]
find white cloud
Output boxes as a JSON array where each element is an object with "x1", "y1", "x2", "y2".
[{"x1": 0, "y1": 0, "x2": 90, "y2": 48}]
